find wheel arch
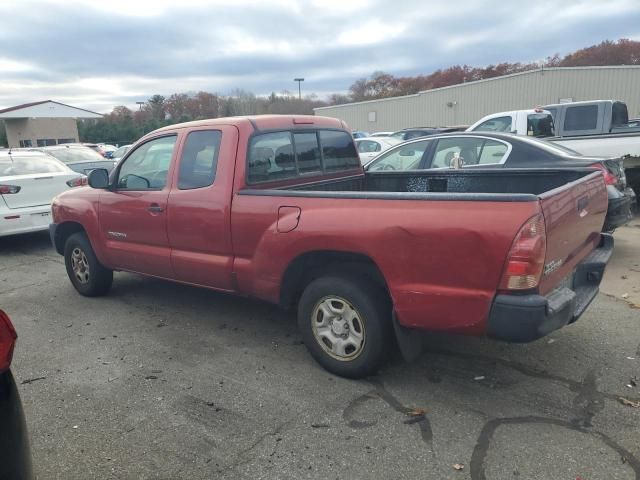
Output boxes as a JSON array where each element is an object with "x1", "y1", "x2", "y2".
[
  {"x1": 52, "y1": 221, "x2": 86, "y2": 255},
  {"x1": 279, "y1": 250, "x2": 390, "y2": 309}
]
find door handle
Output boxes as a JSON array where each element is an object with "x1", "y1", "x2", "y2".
[{"x1": 147, "y1": 203, "x2": 164, "y2": 213}]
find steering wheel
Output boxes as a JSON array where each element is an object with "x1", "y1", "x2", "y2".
[{"x1": 381, "y1": 163, "x2": 396, "y2": 171}]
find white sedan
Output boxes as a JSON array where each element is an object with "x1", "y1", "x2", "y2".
[
  {"x1": 354, "y1": 137, "x2": 401, "y2": 164},
  {"x1": 0, "y1": 151, "x2": 86, "y2": 237}
]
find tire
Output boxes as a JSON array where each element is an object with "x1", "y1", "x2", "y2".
[
  {"x1": 64, "y1": 232, "x2": 113, "y2": 297},
  {"x1": 297, "y1": 274, "x2": 391, "y2": 378}
]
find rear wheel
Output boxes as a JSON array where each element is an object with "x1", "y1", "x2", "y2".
[
  {"x1": 298, "y1": 275, "x2": 391, "y2": 378},
  {"x1": 64, "y1": 232, "x2": 113, "y2": 296}
]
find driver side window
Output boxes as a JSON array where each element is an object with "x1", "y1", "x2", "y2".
[{"x1": 117, "y1": 135, "x2": 177, "y2": 190}]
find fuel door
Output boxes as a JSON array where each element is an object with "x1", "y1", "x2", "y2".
[{"x1": 277, "y1": 206, "x2": 301, "y2": 233}]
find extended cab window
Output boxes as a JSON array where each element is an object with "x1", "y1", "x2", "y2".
[
  {"x1": 178, "y1": 130, "x2": 221, "y2": 189},
  {"x1": 117, "y1": 135, "x2": 177, "y2": 190},
  {"x1": 247, "y1": 130, "x2": 359, "y2": 183},
  {"x1": 473, "y1": 116, "x2": 512, "y2": 132},
  {"x1": 564, "y1": 105, "x2": 598, "y2": 131}
]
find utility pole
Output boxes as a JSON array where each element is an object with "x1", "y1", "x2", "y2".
[{"x1": 293, "y1": 78, "x2": 304, "y2": 100}]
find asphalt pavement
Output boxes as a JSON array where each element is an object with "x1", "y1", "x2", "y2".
[{"x1": 1, "y1": 222, "x2": 639, "y2": 480}]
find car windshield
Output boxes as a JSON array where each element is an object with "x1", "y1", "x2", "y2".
[
  {"x1": 0, "y1": 155, "x2": 66, "y2": 176},
  {"x1": 44, "y1": 147, "x2": 107, "y2": 163}
]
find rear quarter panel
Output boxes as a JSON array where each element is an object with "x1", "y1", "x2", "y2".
[{"x1": 231, "y1": 194, "x2": 540, "y2": 334}]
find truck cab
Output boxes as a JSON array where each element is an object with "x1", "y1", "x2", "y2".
[{"x1": 467, "y1": 109, "x2": 555, "y2": 137}]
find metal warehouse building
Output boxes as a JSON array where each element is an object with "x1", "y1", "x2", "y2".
[{"x1": 314, "y1": 66, "x2": 640, "y2": 131}]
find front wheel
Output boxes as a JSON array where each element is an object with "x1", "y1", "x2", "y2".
[
  {"x1": 64, "y1": 232, "x2": 113, "y2": 297},
  {"x1": 298, "y1": 275, "x2": 391, "y2": 378}
]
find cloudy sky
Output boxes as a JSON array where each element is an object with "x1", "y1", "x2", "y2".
[{"x1": 1, "y1": 0, "x2": 639, "y2": 113}]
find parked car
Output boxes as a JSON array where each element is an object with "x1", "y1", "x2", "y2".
[
  {"x1": 389, "y1": 126, "x2": 466, "y2": 141},
  {"x1": 354, "y1": 137, "x2": 401, "y2": 164},
  {"x1": 98, "y1": 144, "x2": 118, "y2": 158},
  {"x1": 49, "y1": 115, "x2": 611, "y2": 378},
  {"x1": 83, "y1": 143, "x2": 117, "y2": 158},
  {"x1": 369, "y1": 131, "x2": 394, "y2": 137},
  {"x1": 1, "y1": 151, "x2": 87, "y2": 237},
  {"x1": 0, "y1": 309, "x2": 33, "y2": 480},
  {"x1": 111, "y1": 144, "x2": 132, "y2": 162},
  {"x1": 467, "y1": 108, "x2": 555, "y2": 137},
  {"x1": 34, "y1": 144, "x2": 117, "y2": 175},
  {"x1": 351, "y1": 131, "x2": 370, "y2": 139},
  {"x1": 365, "y1": 132, "x2": 635, "y2": 232},
  {"x1": 469, "y1": 101, "x2": 640, "y2": 199}
]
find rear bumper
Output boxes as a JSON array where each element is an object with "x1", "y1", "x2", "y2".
[
  {"x1": 0, "y1": 371, "x2": 33, "y2": 480},
  {"x1": 603, "y1": 186, "x2": 635, "y2": 231},
  {"x1": 487, "y1": 233, "x2": 613, "y2": 343},
  {"x1": 0, "y1": 204, "x2": 52, "y2": 237}
]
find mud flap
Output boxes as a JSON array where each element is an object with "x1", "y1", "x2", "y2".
[{"x1": 392, "y1": 312, "x2": 423, "y2": 362}]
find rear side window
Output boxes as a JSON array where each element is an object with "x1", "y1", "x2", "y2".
[
  {"x1": 247, "y1": 130, "x2": 359, "y2": 183},
  {"x1": 0, "y1": 156, "x2": 66, "y2": 176},
  {"x1": 178, "y1": 130, "x2": 221, "y2": 189},
  {"x1": 564, "y1": 105, "x2": 598, "y2": 131}
]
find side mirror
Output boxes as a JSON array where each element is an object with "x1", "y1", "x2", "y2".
[{"x1": 88, "y1": 168, "x2": 110, "y2": 189}]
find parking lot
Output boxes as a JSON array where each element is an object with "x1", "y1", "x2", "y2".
[{"x1": 1, "y1": 218, "x2": 638, "y2": 479}]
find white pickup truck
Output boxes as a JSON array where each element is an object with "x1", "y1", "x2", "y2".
[{"x1": 467, "y1": 100, "x2": 640, "y2": 202}]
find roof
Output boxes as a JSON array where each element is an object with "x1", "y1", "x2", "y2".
[
  {"x1": 0, "y1": 100, "x2": 103, "y2": 119},
  {"x1": 150, "y1": 114, "x2": 345, "y2": 136},
  {"x1": 314, "y1": 65, "x2": 640, "y2": 111},
  {"x1": 0, "y1": 150, "x2": 50, "y2": 159}
]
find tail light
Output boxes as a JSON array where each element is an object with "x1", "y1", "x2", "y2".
[
  {"x1": 0, "y1": 185, "x2": 21, "y2": 194},
  {"x1": 590, "y1": 163, "x2": 618, "y2": 186},
  {"x1": 66, "y1": 177, "x2": 88, "y2": 188},
  {"x1": 499, "y1": 214, "x2": 547, "y2": 291},
  {"x1": 0, "y1": 310, "x2": 17, "y2": 373}
]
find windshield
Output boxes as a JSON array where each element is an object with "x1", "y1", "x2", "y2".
[
  {"x1": 527, "y1": 113, "x2": 555, "y2": 137},
  {"x1": 0, "y1": 155, "x2": 67, "y2": 176},
  {"x1": 45, "y1": 147, "x2": 107, "y2": 163}
]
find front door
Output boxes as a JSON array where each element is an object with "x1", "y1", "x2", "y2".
[
  {"x1": 98, "y1": 134, "x2": 178, "y2": 278},
  {"x1": 167, "y1": 126, "x2": 238, "y2": 290}
]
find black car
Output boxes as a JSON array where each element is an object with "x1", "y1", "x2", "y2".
[
  {"x1": 389, "y1": 126, "x2": 467, "y2": 141},
  {"x1": 0, "y1": 310, "x2": 33, "y2": 480},
  {"x1": 365, "y1": 132, "x2": 636, "y2": 231},
  {"x1": 32, "y1": 144, "x2": 116, "y2": 175}
]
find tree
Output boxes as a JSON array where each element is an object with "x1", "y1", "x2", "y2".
[{"x1": 145, "y1": 94, "x2": 166, "y2": 121}]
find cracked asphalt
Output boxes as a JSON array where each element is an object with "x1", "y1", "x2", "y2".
[{"x1": 1, "y1": 221, "x2": 639, "y2": 480}]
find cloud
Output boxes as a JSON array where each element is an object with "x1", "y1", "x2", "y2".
[{"x1": 0, "y1": 0, "x2": 638, "y2": 112}]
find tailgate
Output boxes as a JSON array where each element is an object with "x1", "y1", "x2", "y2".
[{"x1": 537, "y1": 171, "x2": 607, "y2": 295}]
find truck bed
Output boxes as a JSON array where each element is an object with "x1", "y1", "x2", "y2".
[{"x1": 245, "y1": 168, "x2": 594, "y2": 198}]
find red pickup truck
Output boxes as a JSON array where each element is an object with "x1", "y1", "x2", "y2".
[{"x1": 49, "y1": 115, "x2": 613, "y2": 378}]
